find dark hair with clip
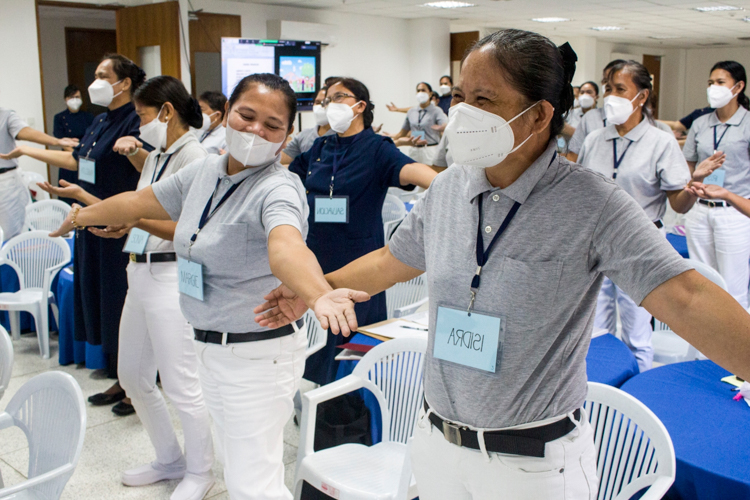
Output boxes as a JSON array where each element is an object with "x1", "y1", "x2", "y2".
[
  {"x1": 101, "y1": 53, "x2": 146, "y2": 95},
  {"x1": 329, "y1": 78, "x2": 375, "y2": 129},
  {"x1": 228, "y1": 73, "x2": 297, "y2": 132},
  {"x1": 466, "y1": 29, "x2": 577, "y2": 138},
  {"x1": 440, "y1": 75, "x2": 453, "y2": 85},
  {"x1": 711, "y1": 60, "x2": 749, "y2": 110},
  {"x1": 605, "y1": 60, "x2": 655, "y2": 122},
  {"x1": 417, "y1": 82, "x2": 433, "y2": 93},
  {"x1": 134, "y1": 76, "x2": 203, "y2": 129},
  {"x1": 63, "y1": 84, "x2": 80, "y2": 99},
  {"x1": 581, "y1": 81, "x2": 599, "y2": 96},
  {"x1": 199, "y1": 91, "x2": 228, "y2": 120}
]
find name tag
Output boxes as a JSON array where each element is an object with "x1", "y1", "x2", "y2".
[
  {"x1": 433, "y1": 306, "x2": 503, "y2": 373},
  {"x1": 79, "y1": 157, "x2": 96, "y2": 184},
  {"x1": 315, "y1": 196, "x2": 349, "y2": 223},
  {"x1": 412, "y1": 130, "x2": 426, "y2": 141},
  {"x1": 178, "y1": 257, "x2": 204, "y2": 301},
  {"x1": 703, "y1": 169, "x2": 725, "y2": 187},
  {"x1": 122, "y1": 228, "x2": 150, "y2": 255}
]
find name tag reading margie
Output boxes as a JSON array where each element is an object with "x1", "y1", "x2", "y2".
[
  {"x1": 315, "y1": 196, "x2": 349, "y2": 223},
  {"x1": 178, "y1": 258, "x2": 204, "y2": 301},
  {"x1": 433, "y1": 306, "x2": 504, "y2": 373}
]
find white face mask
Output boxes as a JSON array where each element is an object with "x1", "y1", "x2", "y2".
[
  {"x1": 326, "y1": 102, "x2": 361, "y2": 134},
  {"x1": 416, "y1": 92, "x2": 430, "y2": 105},
  {"x1": 139, "y1": 105, "x2": 168, "y2": 150},
  {"x1": 66, "y1": 97, "x2": 82, "y2": 112},
  {"x1": 88, "y1": 78, "x2": 123, "y2": 107},
  {"x1": 313, "y1": 104, "x2": 329, "y2": 126},
  {"x1": 225, "y1": 123, "x2": 284, "y2": 166},
  {"x1": 439, "y1": 85, "x2": 451, "y2": 96},
  {"x1": 707, "y1": 84, "x2": 739, "y2": 109},
  {"x1": 578, "y1": 94, "x2": 595, "y2": 110},
  {"x1": 603, "y1": 92, "x2": 642, "y2": 126},
  {"x1": 444, "y1": 102, "x2": 539, "y2": 169}
]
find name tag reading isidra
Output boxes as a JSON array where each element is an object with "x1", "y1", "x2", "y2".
[
  {"x1": 122, "y1": 228, "x2": 150, "y2": 255},
  {"x1": 315, "y1": 196, "x2": 349, "y2": 223},
  {"x1": 412, "y1": 130, "x2": 427, "y2": 142},
  {"x1": 433, "y1": 306, "x2": 504, "y2": 373},
  {"x1": 703, "y1": 169, "x2": 726, "y2": 187},
  {"x1": 178, "y1": 257, "x2": 204, "y2": 301},
  {"x1": 78, "y1": 158, "x2": 96, "y2": 184}
]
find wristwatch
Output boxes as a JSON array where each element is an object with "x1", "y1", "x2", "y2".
[{"x1": 127, "y1": 146, "x2": 140, "y2": 157}]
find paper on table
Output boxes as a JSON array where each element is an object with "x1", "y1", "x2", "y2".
[
  {"x1": 721, "y1": 375, "x2": 745, "y2": 388},
  {"x1": 401, "y1": 310, "x2": 429, "y2": 327},
  {"x1": 359, "y1": 320, "x2": 428, "y2": 340}
]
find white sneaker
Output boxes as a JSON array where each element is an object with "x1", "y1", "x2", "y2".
[
  {"x1": 122, "y1": 459, "x2": 187, "y2": 487},
  {"x1": 170, "y1": 472, "x2": 216, "y2": 500}
]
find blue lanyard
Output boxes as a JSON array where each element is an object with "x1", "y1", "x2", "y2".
[
  {"x1": 612, "y1": 139, "x2": 633, "y2": 179},
  {"x1": 150, "y1": 153, "x2": 174, "y2": 184},
  {"x1": 200, "y1": 127, "x2": 215, "y2": 143},
  {"x1": 714, "y1": 124, "x2": 730, "y2": 152},
  {"x1": 329, "y1": 133, "x2": 363, "y2": 197},
  {"x1": 417, "y1": 109, "x2": 428, "y2": 128},
  {"x1": 190, "y1": 177, "x2": 247, "y2": 245}
]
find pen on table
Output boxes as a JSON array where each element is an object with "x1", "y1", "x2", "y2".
[{"x1": 399, "y1": 325, "x2": 428, "y2": 331}]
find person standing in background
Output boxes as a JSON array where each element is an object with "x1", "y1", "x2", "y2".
[
  {"x1": 281, "y1": 85, "x2": 336, "y2": 164},
  {"x1": 436, "y1": 75, "x2": 453, "y2": 115},
  {"x1": 197, "y1": 91, "x2": 227, "y2": 155},
  {"x1": 53, "y1": 84, "x2": 94, "y2": 205}
]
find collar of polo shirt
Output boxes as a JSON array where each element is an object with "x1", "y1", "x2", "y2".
[
  {"x1": 463, "y1": 141, "x2": 558, "y2": 205},
  {"x1": 708, "y1": 105, "x2": 748, "y2": 128},
  {"x1": 603, "y1": 116, "x2": 651, "y2": 143}
]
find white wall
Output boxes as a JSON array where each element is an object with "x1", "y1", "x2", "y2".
[
  {"x1": 0, "y1": 0, "x2": 49, "y2": 179},
  {"x1": 683, "y1": 47, "x2": 750, "y2": 115},
  {"x1": 407, "y1": 18, "x2": 451, "y2": 94}
]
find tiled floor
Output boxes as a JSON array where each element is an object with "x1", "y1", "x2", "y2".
[{"x1": 0, "y1": 334, "x2": 313, "y2": 499}]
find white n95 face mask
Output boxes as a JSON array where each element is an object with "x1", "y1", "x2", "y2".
[
  {"x1": 603, "y1": 92, "x2": 642, "y2": 126},
  {"x1": 139, "y1": 105, "x2": 168, "y2": 150},
  {"x1": 439, "y1": 85, "x2": 451, "y2": 96},
  {"x1": 416, "y1": 92, "x2": 430, "y2": 105},
  {"x1": 225, "y1": 123, "x2": 283, "y2": 167},
  {"x1": 88, "y1": 78, "x2": 123, "y2": 107},
  {"x1": 313, "y1": 104, "x2": 329, "y2": 126},
  {"x1": 326, "y1": 102, "x2": 361, "y2": 134},
  {"x1": 444, "y1": 102, "x2": 539, "y2": 169},
  {"x1": 67, "y1": 98, "x2": 82, "y2": 112},
  {"x1": 578, "y1": 94, "x2": 595, "y2": 110},
  {"x1": 707, "y1": 84, "x2": 739, "y2": 109}
]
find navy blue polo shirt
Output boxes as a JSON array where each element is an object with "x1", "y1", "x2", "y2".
[
  {"x1": 53, "y1": 109, "x2": 94, "y2": 140},
  {"x1": 438, "y1": 94, "x2": 452, "y2": 115},
  {"x1": 680, "y1": 107, "x2": 714, "y2": 130}
]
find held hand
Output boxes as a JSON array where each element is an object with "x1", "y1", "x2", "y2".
[
  {"x1": 57, "y1": 137, "x2": 79, "y2": 148},
  {"x1": 686, "y1": 182, "x2": 729, "y2": 201},
  {"x1": 692, "y1": 151, "x2": 726, "y2": 182},
  {"x1": 253, "y1": 284, "x2": 308, "y2": 328},
  {"x1": 431, "y1": 123, "x2": 447, "y2": 132},
  {"x1": 410, "y1": 136, "x2": 428, "y2": 147},
  {"x1": 0, "y1": 147, "x2": 24, "y2": 161},
  {"x1": 50, "y1": 203, "x2": 80, "y2": 237},
  {"x1": 372, "y1": 124, "x2": 383, "y2": 134},
  {"x1": 37, "y1": 180, "x2": 84, "y2": 201},
  {"x1": 113, "y1": 136, "x2": 143, "y2": 156},
  {"x1": 311, "y1": 288, "x2": 371, "y2": 337},
  {"x1": 88, "y1": 224, "x2": 132, "y2": 239},
  {"x1": 218, "y1": 148, "x2": 227, "y2": 155}
]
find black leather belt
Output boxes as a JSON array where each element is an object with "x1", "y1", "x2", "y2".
[
  {"x1": 699, "y1": 199, "x2": 731, "y2": 208},
  {"x1": 0, "y1": 166, "x2": 17, "y2": 175},
  {"x1": 129, "y1": 252, "x2": 177, "y2": 263},
  {"x1": 654, "y1": 220, "x2": 664, "y2": 229},
  {"x1": 424, "y1": 401, "x2": 580, "y2": 458},
  {"x1": 413, "y1": 143, "x2": 439, "y2": 148},
  {"x1": 194, "y1": 319, "x2": 304, "y2": 345}
]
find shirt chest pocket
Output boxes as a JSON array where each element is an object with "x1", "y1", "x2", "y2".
[{"x1": 201, "y1": 223, "x2": 249, "y2": 275}]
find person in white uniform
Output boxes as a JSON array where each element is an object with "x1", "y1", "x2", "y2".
[
  {"x1": 0, "y1": 109, "x2": 78, "y2": 240},
  {"x1": 42, "y1": 76, "x2": 215, "y2": 500},
  {"x1": 281, "y1": 86, "x2": 336, "y2": 164},
  {"x1": 197, "y1": 91, "x2": 227, "y2": 155},
  {"x1": 683, "y1": 60, "x2": 750, "y2": 308},
  {"x1": 51, "y1": 73, "x2": 369, "y2": 500},
  {"x1": 563, "y1": 81, "x2": 599, "y2": 132},
  {"x1": 578, "y1": 61, "x2": 721, "y2": 372},
  {"x1": 254, "y1": 30, "x2": 750, "y2": 500},
  {"x1": 386, "y1": 82, "x2": 448, "y2": 164}
]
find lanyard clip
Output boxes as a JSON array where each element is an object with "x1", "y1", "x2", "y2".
[{"x1": 467, "y1": 290, "x2": 476, "y2": 316}]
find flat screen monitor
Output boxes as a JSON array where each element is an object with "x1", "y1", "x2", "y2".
[{"x1": 222, "y1": 38, "x2": 321, "y2": 111}]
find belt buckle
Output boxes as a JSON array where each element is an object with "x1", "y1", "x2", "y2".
[
  {"x1": 442, "y1": 421, "x2": 462, "y2": 447},
  {"x1": 129, "y1": 253, "x2": 137, "y2": 262}
]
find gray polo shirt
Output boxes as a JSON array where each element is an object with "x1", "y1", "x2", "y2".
[
  {"x1": 402, "y1": 104, "x2": 447, "y2": 146},
  {"x1": 388, "y1": 141, "x2": 690, "y2": 428},
  {"x1": 683, "y1": 106, "x2": 750, "y2": 197},
  {"x1": 432, "y1": 133, "x2": 453, "y2": 168},
  {"x1": 578, "y1": 117, "x2": 691, "y2": 222},
  {"x1": 283, "y1": 126, "x2": 335, "y2": 160},
  {"x1": 569, "y1": 108, "x2": 672, "y2": 155},
  {"x1": 0, "y1": 108, "x2": 29, "y2": 169},
  {"x1": 152, "y1": 153, "x2": 309, "y2": 333},
  {"x1": 565, "y1": 107, "x2": 584, "y2": 128}
]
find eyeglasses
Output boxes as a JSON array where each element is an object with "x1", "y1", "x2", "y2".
[{"x1": 322, "y1": 92, "x2": 357, "y2": 107}]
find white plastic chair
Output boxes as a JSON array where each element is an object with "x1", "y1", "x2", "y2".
[
  {"x1": 23, "y1": 200, "x2": 71, "y2": 233},
  {"x1": 0, "y1": 231, "x2": 70, "y2": 359},
  {"x1": 0, "y1": 326, "x2": 13, "y2": 401},
  {"x1": 382, "y1": 194, "x2": 407, "y2": 241},
  {"x1": 294, "y1": 337, "x2": 427, "y2": 500},
  {"x1": 386, "y1": 274, "x2": 427, "y2": 319},
  {"x1": 19, "y1": 171, "x2": 49, "y2": 202},
  {"x1": 303, "y1": 310, "x2": 327, "y2": 359},
  {"x1": 652, "y1": 258, "x2": 727, "y2": 365},
  {"x1": 584, "y1": 382, "x2": 676, "y2": 500},
  {"x1": 393, "y1": 298, "x2": 429, "y2": 319},
  {"x1": 0, "y1": 371, "x2": 86, "y2": 498}
]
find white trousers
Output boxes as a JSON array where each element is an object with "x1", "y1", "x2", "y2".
[
  {"x1": 193, "y1": 329, "x2": 307, "y2": 500},
  {"x1": 407, "y1": 145, "x2": 438, "y2": 165},
  {"x1": 594, "y1": 277, "x2": 653, "y2": 372},
  {"x1": 686, "y1": 203, "x2": 750, "y2": 308},
  {"x1": 410, "y1": 408, "x2": 598, "y2": 500},
  {"x1": 118, "y1": 261, "x2": 214, "y2": 475},
  {"x1": 0, "y1": 169, "x2": 30, "y2": 241}
]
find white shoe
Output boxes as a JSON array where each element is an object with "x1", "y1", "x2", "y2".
[
  {"x1": 122, "y1": 459, "x2": 187, "y2": 487},
  {"x1": 170, "y1": 472, "x2": 215, "y2": 500}
]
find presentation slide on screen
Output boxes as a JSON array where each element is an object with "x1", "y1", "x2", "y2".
[{"x1": 279, "y1": 56, "x2": 316, "y2": 92}]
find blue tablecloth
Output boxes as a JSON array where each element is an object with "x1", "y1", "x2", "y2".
[
  {"x1": 56, "y1": 266, "x2": 106, "y2": 369},
  {"x1": 667, "y1": 233, "x2": 689, "y2": 259},
  {"x1": 621, "y1": 360, "x2": 750, "y2": 500},
  {"x1": 336, "y1": 332, "x2": 639, "y2": 444}
]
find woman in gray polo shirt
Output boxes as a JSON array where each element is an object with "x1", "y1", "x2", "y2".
[
  {"x1": 256, "y1": 30, "x2": 750, "y2": 499},
  {"x1": 386, "y1": 82, "x2": 448, "y2": 164},
  {"x1": 52, "y1": 73, "x2": 368, "y2": 500}
]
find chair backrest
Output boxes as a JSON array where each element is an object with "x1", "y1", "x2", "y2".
[
  {"x1": 4, "y1": 371, "x2": 86, "y2": 498},
  {"x1": 352, "y1": 337, "x2": 428, "y2": 444},
  {"x1": 0, "y1": 226, "x2": 4, "y2": 247},
  {"x1": 0, "y1": 326, "x2": 13, "y2": 401},
  {"x1": 382, "y1": 194, "x2": 406, "y2": 224},
  {"x1": 0, "y1": 231, "x2": 71, "y2": 290},
  {"x1": 302, "y1": 310, "x2": 327, "y2": 358},
  {"x1": 24, "y1": 200, "x2": 71, "y2": 233},
  {"x1": 584, "y1": 382, "x2": 676, "y2": 500},
  {"x1": 19, "y1": 171, "x2": 49, "y2": 201},
  {"x1": 685, "y1": 259, "x2": 727, "y2": 290},
  {"x1": 386, "y1": 274, "x2": 428, "y2": 319}
]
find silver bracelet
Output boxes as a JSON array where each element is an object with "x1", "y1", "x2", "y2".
[{"x1": 127, "y1": 146, "x2": 140, "y2": 157}]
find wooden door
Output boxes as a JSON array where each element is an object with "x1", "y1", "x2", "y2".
[
  {"x1": 643, "y1": 55, "x2": 662, "y2": 119},
  {"x1": 65, "y1": 27, "x2": 117, "y2": 116},
  {"x1": 450, "y1": 31, "x2": 479, "y2": 83},
  {"x1": 116, "y1": 1, "x2": 181, "y2": 80},
  {"x1": 189, "y1": 12, "x2": 241, "y2": 96}
]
